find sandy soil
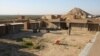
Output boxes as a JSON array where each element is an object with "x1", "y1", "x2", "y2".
[
  {"x1": 0, "y1": 28, "x2": 96, "y2": 56},
  {"x1": 33, "y1": 28, "x2": 95, "y2": 56}
]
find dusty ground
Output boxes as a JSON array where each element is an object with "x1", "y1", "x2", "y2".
[{"x1": 0, "y1": 28, "x2": 96, "y2": 56}]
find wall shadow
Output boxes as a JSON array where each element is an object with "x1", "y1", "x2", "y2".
[
  {"x1": 0, "y1": 41, "x2": 38, "y2": 56},
  {"x1": 0, "y1": 31, "x2": 45, "y2": 41}
]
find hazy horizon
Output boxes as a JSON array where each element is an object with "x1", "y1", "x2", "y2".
[{"x1": 0, "y1": 0, "x2": 100, "y2": 15}]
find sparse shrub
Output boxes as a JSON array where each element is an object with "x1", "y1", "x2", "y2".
[
  {"x1": 22, "y1": 38, "x2": 45, "y2": 50},
  {"x1": 33, "y1": 43, "x2": 45, "y2": 50},
  {"x1": 22, "y1": 38, "x2": 33, "y2": 48},
  {"x1": 22, "y1": 41, "x2": 33, "y2": 48}
]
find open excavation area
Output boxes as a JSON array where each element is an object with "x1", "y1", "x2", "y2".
[
  {"x1": 0, "y1": 27, "x2": 96, "y2": 56},
  {"x1": 0, "y1": 0, "x2": 100, "y2": 56}
]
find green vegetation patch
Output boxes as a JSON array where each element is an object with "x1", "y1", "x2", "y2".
[{"x1": 21, "y1": 37, "x2": 45, "y2": 50}]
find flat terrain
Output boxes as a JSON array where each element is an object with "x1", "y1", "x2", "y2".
[
  {"x1": 0, "y1": 15, "x2": 42, "y2": 20},
  {"x1": 0, "y1": 28, "x2": 96, "y2": 56}
]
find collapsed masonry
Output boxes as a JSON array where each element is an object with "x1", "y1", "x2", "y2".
[
  {"x1": 41, "y1": 15, "x2": 68, "y2": 29},
  {"x1": 40, "y1": 8, "x2": 100, "y2": 33},
  {"x1": 0, "y1": 7, "x2": 100, "y2": 36},
  {"x1": 62, "y1": 8, "x2": 93, "y2": 20}
]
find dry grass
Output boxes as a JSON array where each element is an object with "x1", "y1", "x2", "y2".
[
  {"x1": 31, "y1": 28, "x2": 96, "y2": 56},
  {"x1": 0, "y1": 27, "x2": 96, "y2": 56}
]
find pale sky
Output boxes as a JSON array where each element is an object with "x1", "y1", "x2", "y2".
[{"x1": 0, "y1": 0, "x2": 100, "y2": 15}]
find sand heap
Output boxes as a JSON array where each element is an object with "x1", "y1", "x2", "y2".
[{"x1": 63, "y1": 8, "x2": 93, "y2": 20}]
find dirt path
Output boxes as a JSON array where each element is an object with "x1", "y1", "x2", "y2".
[{"x1": 88, "y1": 32, "x2": 100, "y2": 56}]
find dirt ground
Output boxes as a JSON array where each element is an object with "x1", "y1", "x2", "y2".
[{"x1": 0, "y1": 28, "x2": 96, "y2": 56}]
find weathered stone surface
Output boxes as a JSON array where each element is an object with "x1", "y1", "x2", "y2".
[
  {"x1": 63, "y1": 8, "x2": 93, "y2": 20},
  {"x1": 41, "y1": 15, "x2": 61, "y2": 20}
]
